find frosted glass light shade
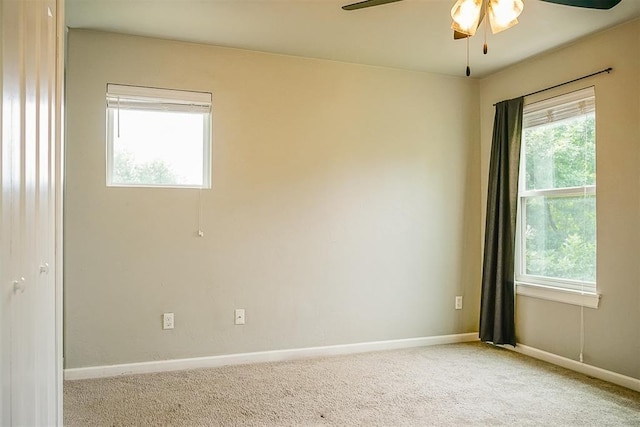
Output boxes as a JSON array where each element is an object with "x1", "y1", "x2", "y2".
[
  {"x1": 488, "y1": 0, "x2": 524, "y2": 34},
  {"x1": 451, "y1": 0, "x2": 483, "y2": 36}
]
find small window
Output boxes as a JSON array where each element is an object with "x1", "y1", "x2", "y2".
[
  {"x1": 106, "y1": 84, "x2": 212, "y2": 188},
  {"x1": 516, "y1": 87, "x2": 596, "y2": 294}
]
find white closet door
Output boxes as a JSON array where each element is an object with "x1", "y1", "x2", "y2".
[{"x1": 1, "y1": 0, "x2": 62, "y2": 425}]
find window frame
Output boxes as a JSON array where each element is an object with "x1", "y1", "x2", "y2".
[
  {"x1": 105, "y1": 84, "x2": 213, "y2": 189},
  {"x1": 515, "y1": 87, "x2": 598, "y2": 303}
]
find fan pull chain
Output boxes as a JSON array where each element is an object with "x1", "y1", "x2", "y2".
[
  {"x1": 466, "y1": 36, "x2": 471, "y2": 77},
  {"x1": 483, "y1": 9, "x2": 488, "y2": 54}
]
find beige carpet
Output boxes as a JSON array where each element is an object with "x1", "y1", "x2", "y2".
[{"x1": 64, "y1": 342, "x2": 640, "y2": 426}]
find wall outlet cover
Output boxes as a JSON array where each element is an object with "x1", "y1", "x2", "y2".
[
  {"x1": 163, "y1": 312, "x2": 175, "y2": 330},
  {"x1": 235, "y1": 309, "x2": 245, "y2": 325}
]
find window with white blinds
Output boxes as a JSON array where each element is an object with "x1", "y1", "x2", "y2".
[
  {"x1": 516, "y1": 86, "x2": 597, "y2": 295},
  {"x1": 522, "y1": 87, "x2": 595, "y2": 129},
  {"x1": 106, "y1": 84, "x2": 212, "y2": 188}
]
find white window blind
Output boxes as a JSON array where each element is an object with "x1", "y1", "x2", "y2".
[
  {"x1": 106, "y1": 84, "x2": 212, "y2": 113},
  {"x1": 523, "y1": 87, "x2": 595, "y2": 129}
]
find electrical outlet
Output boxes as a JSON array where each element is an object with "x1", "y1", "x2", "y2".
[
  {"x1": 163, "y1": 312, "x2": 174, "y2": 330},
  {"x1": 235, "y1": 309, "x2": 245, "y2": 325},
  {"x1": 455, "y1": 296, "x2": 463, "y2": 310}
]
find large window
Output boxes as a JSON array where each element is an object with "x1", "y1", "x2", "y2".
[
  {"x1": 106, "y1": 84, "x2": 212, "y2": 188},
  {"x1": 516, "y1": 87, "x2": 596, "y2": 295}
]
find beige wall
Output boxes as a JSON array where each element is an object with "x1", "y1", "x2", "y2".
[
  {"x1": 64, "y1": 30, "x2": 480, "y2": 368},
  {"x1": 479, "y1": 19, "x2": 640, "y2": 379}
]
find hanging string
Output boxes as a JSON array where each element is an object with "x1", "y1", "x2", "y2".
[
  {"x1": 466, "y1": 36, "x2": 471, "y2": 77},
  {"x1": 197, "y1": 187, "x2": 204, "y2": 237},
  {"x1": 117, "y1": 96, "x2": 121, "y2": 138},
  {"x1": 483, "y1": 7, "x2": 488, "y2": 55},
  {"x1": 578, "y1": 105, "x2": 590, "y2": 364},
  {"x1": 580, "y1": 304, "x2": 585, "y2": 362},
  {"x1": 579, "y1": 180, "x2": 585, "y2": 363}
]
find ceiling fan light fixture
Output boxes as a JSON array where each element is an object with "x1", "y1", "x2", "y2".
[
  {"x1": 487, "y1": 0, "x2": 523, "y2": 34},
  {"x1": 450, "y1": 0, "x2": 483, "y2": 36}
]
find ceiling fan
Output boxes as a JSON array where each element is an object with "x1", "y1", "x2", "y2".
[{"x1": 341, "y1": 0, "x2": 622, "y2": 76}]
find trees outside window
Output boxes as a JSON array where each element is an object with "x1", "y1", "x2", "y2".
[
  {"x1": 517, "y1": 87, "x2": 596, "y2": 294},
  {"x1": 106, "y1": 84, "x2": 212, "y2": 188}
]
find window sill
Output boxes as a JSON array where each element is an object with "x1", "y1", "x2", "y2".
[{"x1": 516, "y1": 283, "x2": 600, "y2": 309}]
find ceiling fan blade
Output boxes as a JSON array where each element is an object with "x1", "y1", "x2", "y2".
[
  {"x1": 539, "y1": 0, "x2": 621, "y2": 9},
  {"x1": 342, "y1": 0, "x2": 404, "y2": 11}
]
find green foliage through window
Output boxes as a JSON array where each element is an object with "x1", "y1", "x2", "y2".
[
  {"x1": 524, "y1": 195, "x2": 596, "y2": 282},
  {"x1": 524, "y1": 115, "x2": 595, "y2": 190},
  {"x1": 519, "y1": 90, "x2": 596, "y2": 291},
  {"x1": 113, "y1": 150, "x2": 178, "y2": 186}
]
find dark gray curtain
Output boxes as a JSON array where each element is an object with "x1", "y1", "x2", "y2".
[{"x1": 479, "y1": 97, "x2": 524, "y2": 347}]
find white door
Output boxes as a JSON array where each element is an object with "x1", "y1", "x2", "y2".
[{"x1": 1, "y1": 0, "x2": 64, "y2": 425}]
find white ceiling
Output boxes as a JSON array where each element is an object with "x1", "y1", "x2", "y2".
[{"x1": 65, "y1": 0, "x2": 640, "y2": 78}]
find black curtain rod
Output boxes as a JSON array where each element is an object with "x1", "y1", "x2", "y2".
[{"x1": 493, "y1": 67, "x2": 612, "y2": 106}]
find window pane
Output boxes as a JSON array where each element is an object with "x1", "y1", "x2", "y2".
[
  {"x1": 524, "y1": 195, "x2": 596, "y2": 283},
  {"x1": 523, "y1": 113, "x2": 595, "y2": 190},
  {"x1": 111, "y1": 109, "x2": 206, "y2": 187}
]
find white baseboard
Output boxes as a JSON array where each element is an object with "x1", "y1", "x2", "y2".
[
  {"x1": 512, "y1": 344, "x2": 640, "y2": 393},
  {"x1": 64, "y1": 332, "x2": 479, "y2": 380}
]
